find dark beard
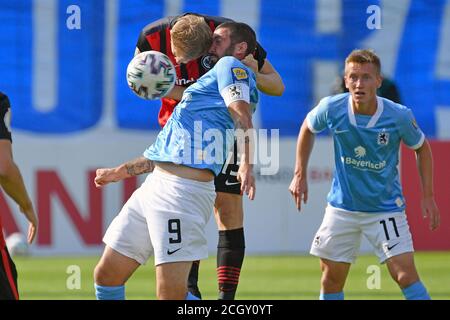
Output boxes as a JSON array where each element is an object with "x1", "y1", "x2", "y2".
[
  {"x1": 209, "y1": 44, "x2": 236, "y2": 68},
  {"x1": 222, "y1": 44, "x2": 235, "y2": 57}
]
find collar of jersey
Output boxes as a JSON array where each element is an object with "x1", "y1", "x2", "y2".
[{"x1": 347, "y1": 95, "x2": 384, "y2": 128}]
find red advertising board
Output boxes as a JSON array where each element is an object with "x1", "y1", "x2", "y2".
[{"x1": 401, "y1": 141, "x2": 450, "y2": 250}]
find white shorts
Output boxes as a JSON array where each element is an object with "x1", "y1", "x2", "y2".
[
  {"x1": 310, "y1": 206, "x2": 414, "y2": 264},
  {"x1": 103, "y1": 168, "x2": 216, "y2": 266}
]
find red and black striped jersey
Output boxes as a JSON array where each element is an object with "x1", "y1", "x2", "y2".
[{"x1": 135, "y1": 13, "x2": 267, "y2": 127}]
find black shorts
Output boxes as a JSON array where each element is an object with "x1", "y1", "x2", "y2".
[
  {"x1": 214, "y1": 141, "x2": 241, "y2": 195},
  {"x1": 0, "y1": 245, "x2": 19, "y2": 300}
]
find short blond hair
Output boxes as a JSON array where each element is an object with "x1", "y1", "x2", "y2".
[
  {"x1": 171, "y1": 15, "x2": 212, "y2": 61},
  {"x1": 345, "y1": 49, "x2": 381, "y2": 74}
]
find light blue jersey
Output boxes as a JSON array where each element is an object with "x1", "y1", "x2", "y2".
[
  {"x1": 307, "y1": 93, "x2": 425, "y2": 213},
  {"x1": 144, "y1": 56, "x2": 258, "y2": 176}
]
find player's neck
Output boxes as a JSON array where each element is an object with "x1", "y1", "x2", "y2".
[{"x1": 352, "y1": 97, "x2": 377, "y2": 115}]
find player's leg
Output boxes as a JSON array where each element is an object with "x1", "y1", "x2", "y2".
[
  {"x1": 187, "y1": 260, "x2": 202, "y2": 298},
  {"x1": 385, "y1": 252, "x2": 430, "y2": 299},
  {"x1": 319, "y1": 258, "x2": 351, "y2": 299},
  {"x1": 187, "y1": 206, "x2": 244, "y2": 299},
  {"x1": 156, "y1": 261, "x2": 194, "y2": 299},
  {"x1": 94, "y1": 246, "x2": 140, "y2": 299},
  {"x1": 213, "y1": 141, "x2": 245, "y2": 300},
  {"x1": 0, "y1": 245, "x2": 19, "y2": 300},
  {"x1": 187, "y1": 142, "x2": 245, "y2": 300},
  {"x1": 366, "y1": 211, "x2": 430, "y2": 299},
  {"x1": 213, "y1": 192, "x2": 245, "y2": 300},
  {"x1": 214, "y1": 192, "x2": 244, "y2": 230},
  {"x1": 310, "y1": 207, "x2": 361, "y2": 300},
  {"x1": 94, "y1": 178, "x2": 153, "y2": 300},
  {"x1": 147, "y1": 167, "x2": 215, "y2": 300}
]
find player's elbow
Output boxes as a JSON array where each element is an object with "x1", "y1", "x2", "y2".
[
  {"x1": 273, "y1": 81, "x2": 285, "y2": 96},
  {"x1": 260, "y1": 81, "x2": 285, "y2": 96}
]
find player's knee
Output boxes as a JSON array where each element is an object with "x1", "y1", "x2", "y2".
[
  {"x1": 215, "y1": 204, "x2": 243, "y2": 229},
  {"x1": 93, "y1": 263, "x2": 109, "y2": 285},
  {"x1": 94, "y1": 263, "x2": 124, "y2": 286},
  {"x1": 321, "y1": 273, "x2": 345, "y2": 292},
  {"x1": 215, "y1": 193, "x2": 241, "y2": 212},
  {"x1": 392, "y1": 271, "x2": 419, "y2": 288},
  {"x1": 217, "y1": 206, "x2": 235, "y2": 220}
]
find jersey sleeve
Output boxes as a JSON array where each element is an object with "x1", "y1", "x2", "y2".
[
  {"x1": 135, "y1": 17, "x2": 170, "y2": 53},
  {"x1": 306, "y1": 97, "x2": 331, "y2": 133},
  {"x1": 399, "y1": 108, "x2": 425, "y2": 149},
  {"x1": 0, "y1": 93, "x2": 12, "y2": 142},
  {"x1": 135, "y1": 30, "x2": 152, "y2": 53},
  {"x1": 216, "y1": 57, "x2": 252, "y2": 107}
]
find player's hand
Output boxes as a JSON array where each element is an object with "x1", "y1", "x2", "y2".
[
  {"x1": 241, "y1": 54, "x2": 258, "y2": 73},
  {"x1": 94, "y1": 168, "x2": 121, "y2": 188},
  {"x1": 237, "y1": 164, "x2": 255, "y2": 200},
  {"x1": 289, "y1": 175, "x2": 308, "y2": 212},
  {"x1": 421, "y1": 196, "x2": 440, "y2": 231},
  {"x1": 20, "y1": 204, "x2": 38, "y2": 244}
]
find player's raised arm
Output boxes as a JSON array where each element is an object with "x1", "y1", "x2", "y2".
[
  {"x1": 242, "y1": 56, "x2": 284, "y2": 96},
  {"x1": 289, "y1": 119, "x2": 315, "y2": 211}
]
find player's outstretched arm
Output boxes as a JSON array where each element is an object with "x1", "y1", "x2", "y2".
[
  {"x1": 241, "y1": 55, "x2": 284, "y2": 96},
  {"x1": 415, "y1": 140, "x2": 440, "y2": 231},
  {"x1": 94, "y1": 157, "x2": 155, "y2": 188},
  {"x1": 228, "y1": 100, "x2": 256, "y2": 200},
  {"x1": 289, "y1": 119, "x2": 315, "y2": 211},
  {"x1": 0, "y1": 140, "x2": 38, "y2": 243}
]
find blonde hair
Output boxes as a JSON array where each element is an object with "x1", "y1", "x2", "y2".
[
  {"x1": 345, "y1": 49, "x2": 381, "y2": 74},
  {"x1": 171, "y1": 15, "x2": 212, "y2": 61}
]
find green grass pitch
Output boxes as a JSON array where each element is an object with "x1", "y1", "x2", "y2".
[{"x1": 13, "y1": 252, "x2": 450, "y2": 300}]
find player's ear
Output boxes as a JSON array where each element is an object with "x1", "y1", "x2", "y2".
[
  {"x1": 377, "y1": 74, "x2": 383, "y2": 89},
  {"x1": 343, "y1": 75, "x2": 350, "y2": 90},
  {"x1": 236, "y1": 42, "x2": 248, "y2": 57}
]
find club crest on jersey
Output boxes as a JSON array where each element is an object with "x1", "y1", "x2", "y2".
[
  {"x1": 228, "y1": 84, "x2": 243, "y2": 100},
  {"x1": 231, "y1": 67, "x2": 248, "y2": 81},
  {"x1": 377, "y1": 131, "x2": 389, "y2": 145},
  {"x1": 354, "y1": 146, "x2": 366, "y2": 158},
  {"x1": 201, "y1": 54, "x2": 214, "y2": 70}
]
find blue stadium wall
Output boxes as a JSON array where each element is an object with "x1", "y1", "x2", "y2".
[{"x1": 0, "y1": 0, "x2": 449, "y2": 137}]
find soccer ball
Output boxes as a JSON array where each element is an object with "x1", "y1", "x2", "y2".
[
  {"x1": 5, "y1": 232, "x2": 30, "y2": 257},
  {"x1": 126, "y1": 51, "x2": 176, "y2": 100}
]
